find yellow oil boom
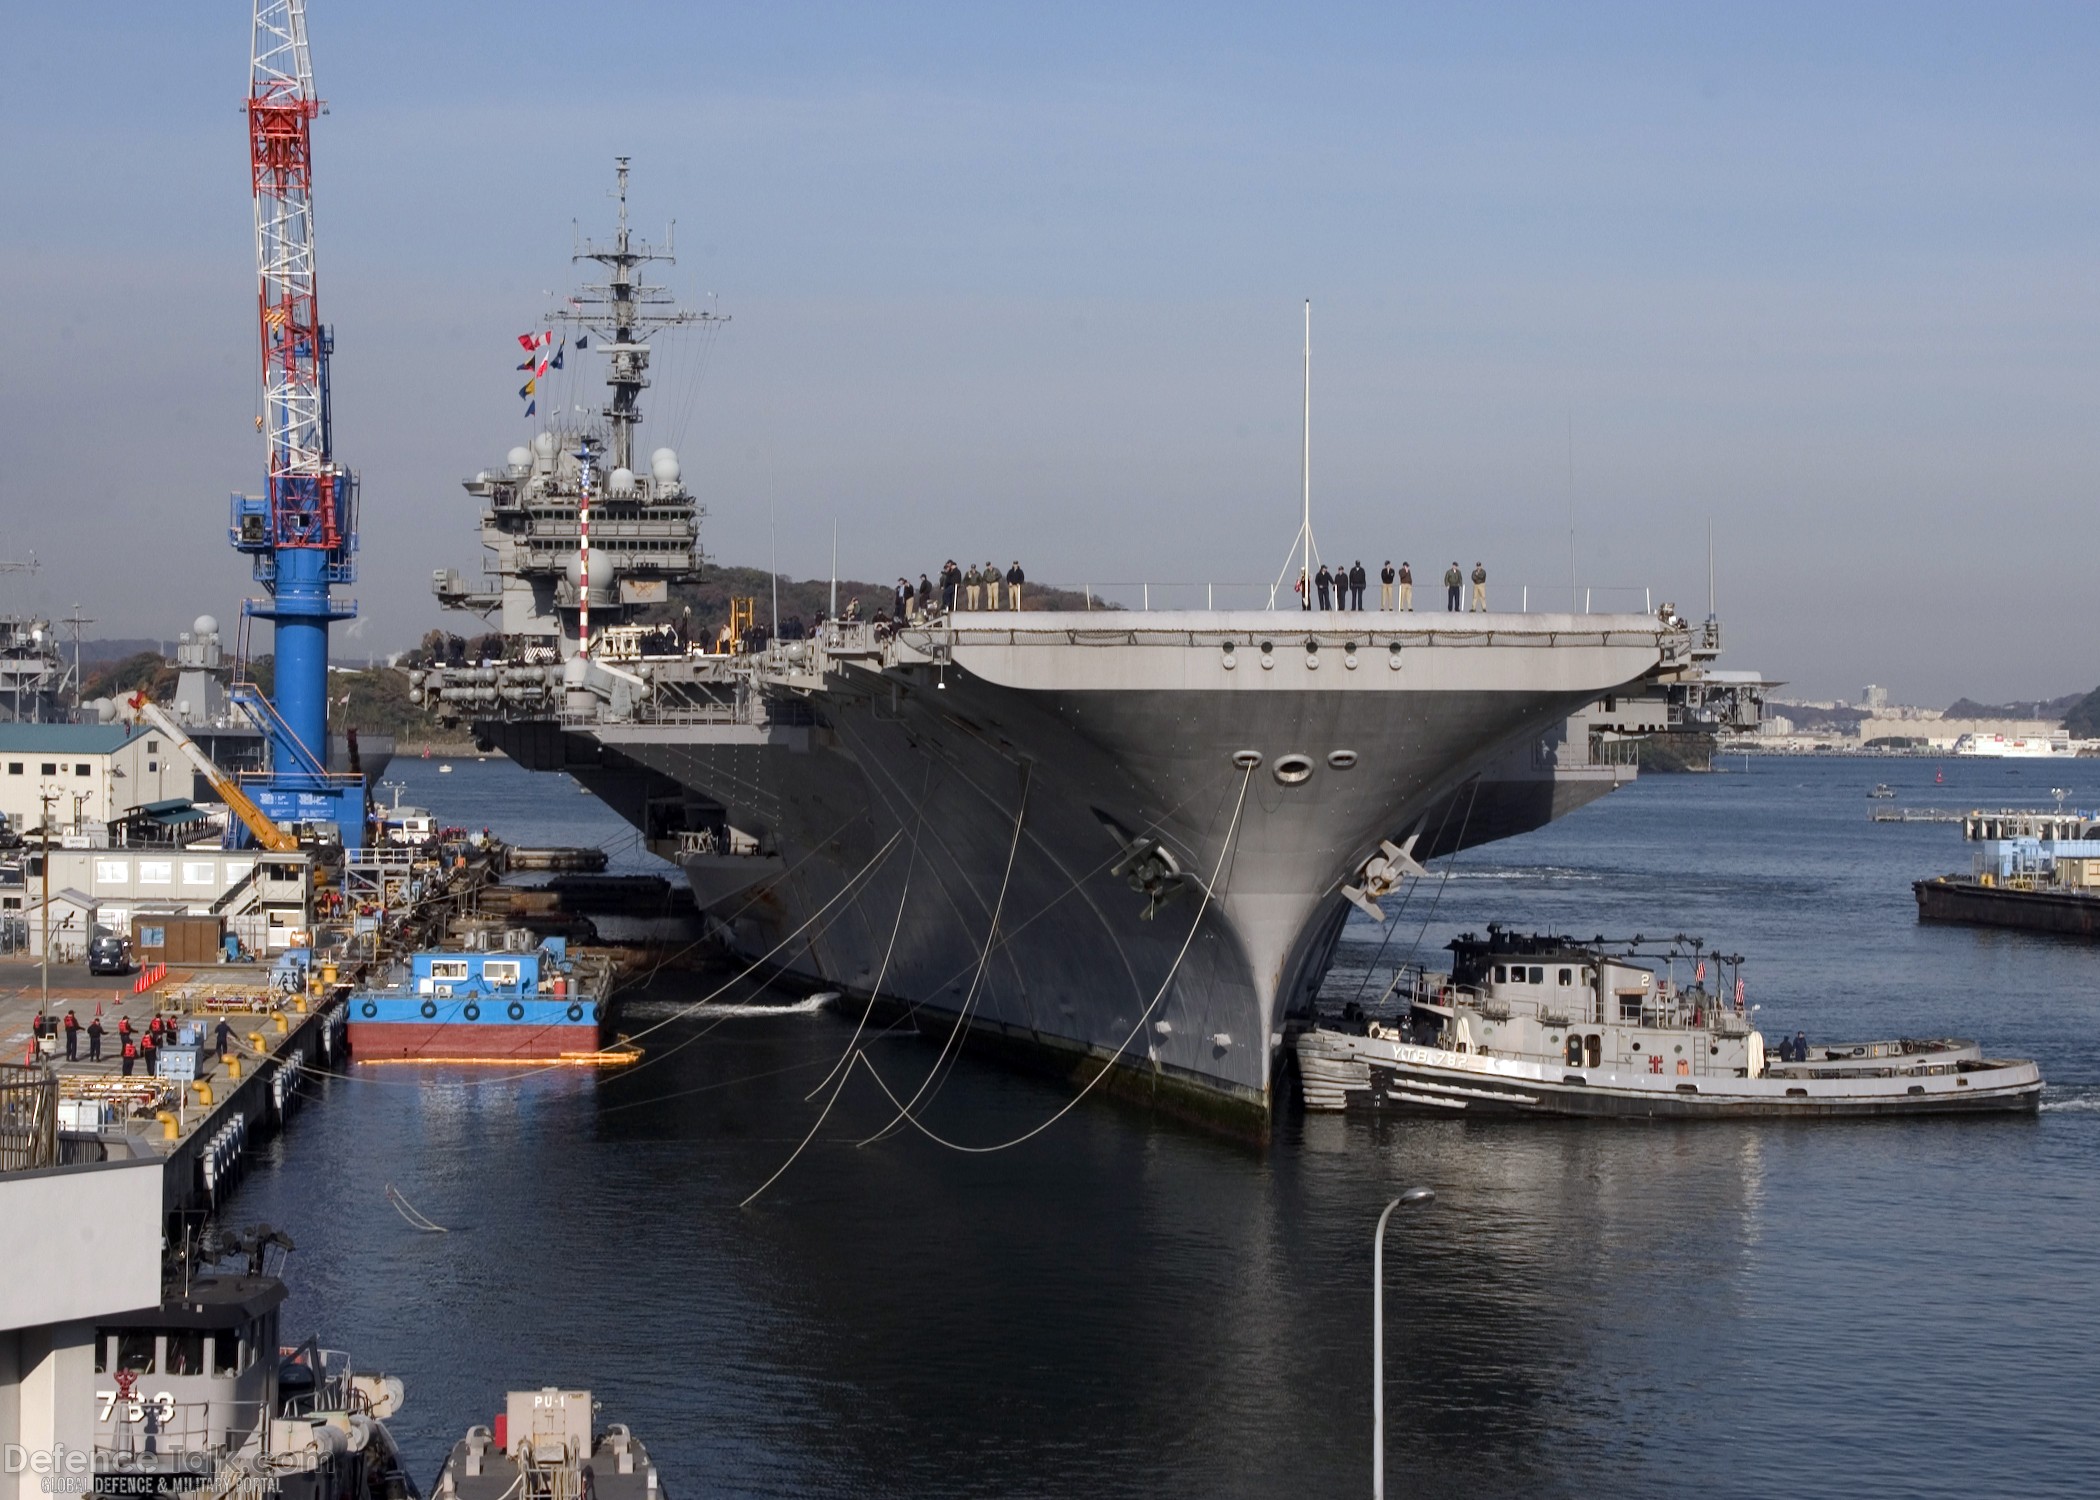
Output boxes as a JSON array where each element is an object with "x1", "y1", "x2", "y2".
[{"x1": 128, "y1": 694, "x2": 300, "y2": 853}]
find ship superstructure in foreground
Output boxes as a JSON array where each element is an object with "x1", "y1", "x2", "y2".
[{"x1": 423, "y1": 167, "x2": 1766, "y2": 1130}]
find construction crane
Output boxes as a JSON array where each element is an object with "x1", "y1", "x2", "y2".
[
  {"x1": 128, "y1": 695, "x2": 300, "y2": 854},
  {"x1": 228, "y1": 0, "x2": 359, "y2": 825}
]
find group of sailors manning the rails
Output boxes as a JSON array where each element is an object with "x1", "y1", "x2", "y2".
[
  {"x1": 1295, "y1": 560, "x2": 1491, "y2": 611},
  {"x1": 897, "y1": 561, "x2": 1027, "y2": 621},
  {"x1": 706, "y1": 554, "x2": 1519, "y2": 653}
]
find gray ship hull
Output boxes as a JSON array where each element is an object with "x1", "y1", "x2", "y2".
[{"x1": 483, "y1": 610, "x2": 1683, "y2": 1129}]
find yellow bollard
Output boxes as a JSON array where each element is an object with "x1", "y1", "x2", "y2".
[
  {"x1": 190, "y1": 1080, "x2": 213, "y2": 1108},
  {"x1": 248, "y1": 1031, "x2": 267, "y2": 1054},
  {"x1": 293, "y1": 995, "x2": 309, "y2": 1014},
  {"x1": 156, "y1": 1111, "x2": 179, "y2": 1140},
  {"x1": 272, "y1": 1013, "x2": 289, "y2": 1035},
  {"x1": 225, "y1": 1054, "x2": 243, "y2": 1081}
]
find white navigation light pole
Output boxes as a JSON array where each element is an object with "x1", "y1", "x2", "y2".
[
  {"x1": 1302, "y1": 298, "x2": 1312, "y2": 603},
  {"x1": 1373, "y1": 1186, "x2": 1437, "y2": 1499},
  {"x1": 1270, "y1": 301, "x2": 1321, "y2": 609}
]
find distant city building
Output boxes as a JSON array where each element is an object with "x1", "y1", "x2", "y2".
[
  {"x1": 1861, "y1": 684, "x2": 1889, "y2": 710},
  {"x1": 1854, "y1": 716, "x2": 2061, "y2": 750},
  {"x1": 1764, "y1": 713, "x2": 1796, "y2": 737}
]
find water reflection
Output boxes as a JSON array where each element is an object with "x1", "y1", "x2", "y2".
[{"x1": 213, "y1": 759, "x2": 2100, "y2": 1498}]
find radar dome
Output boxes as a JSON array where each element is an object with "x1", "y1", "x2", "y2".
[
  {"x1": 532, "y1": 431, "x2": 559, "y2": 459},
  {"x1": 561, "y1": 556, "x2": 612, "y2": 597},
  {"x1": 194, "y1": 614, "x2": 218, "y2": 636},
  {"x1": 507, "y1": 445, "x2": 532, "y2": 471},
  {"x1": 650, "y1": 448, "x2": 681, "y2": 484},
  {"x1": 89, "y1": 698, "x2": 117, "y2": 724},
  {"x1": 608, "y1": 467, "x2": 636, "y2": 495}
]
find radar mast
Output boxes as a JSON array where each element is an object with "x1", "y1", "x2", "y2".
[{"x1": 556, "y1": 158, "x2": 728, "y2": 472}]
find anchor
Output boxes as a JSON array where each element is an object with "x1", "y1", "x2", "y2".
[
  {"x1": 1340, "y1": 834, "x2": 1426, "y2": 922},
  {"x1": 1112, "y1": 835, "x2": 1189, "y2": 921}
]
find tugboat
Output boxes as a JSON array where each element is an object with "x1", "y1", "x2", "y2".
[
  {"x1": 94, "y1": 1224, "x2": 418, "y2": 1500},
  {"x1": 432, "y1": 1390, "x2": 665, "y2": 1500},
  {"x1": 1869, "y1": 783, "x2": 1896, "y2": 799},
  {"x1": 1296, "y1": 926, "x2": 2042, "y2": 1117},
  {"x1": 345, "y1": 934, "x2": 623, "y2": 1062}
]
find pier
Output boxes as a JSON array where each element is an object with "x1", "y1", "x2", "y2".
[{"x1": 1, "y1": 957, "x2": 348, "y2": 1224}]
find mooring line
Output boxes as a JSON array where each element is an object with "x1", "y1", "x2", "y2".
[
  {"x1": 848, "y1": 763, "x2": 1254, "y2": 1155},
  {"x1": 384, "y1": 1183, "x2": 450, "y2": 1233},
  {"x1": 855, "y1": 763, "x2": 1033, "y2": 1146}
]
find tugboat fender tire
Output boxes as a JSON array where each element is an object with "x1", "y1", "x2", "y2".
[
  {"x1": 420, "y1": 1001, "x2": 437, "y2": 1019},
  {"x1": 566, "y1": 1004, "x2": 584, "y2": 1022},
  {"x1": 463, "y1": 1003, "x2": 481, "y2": 1021},
  {"x1": 361, "y1": 1001, "x2": 377, "y2": 1018},
  {"x1": 507, "y1": 1002, "x2": 525, "y2": 1021}
]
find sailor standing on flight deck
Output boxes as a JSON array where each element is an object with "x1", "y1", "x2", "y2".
[
  {"x1": 1315, "y1": 563, "x2": 1333, "y2": 610},
  {"x1": 1005, "y1": 561, "x2": 1025, "y2": 611},
  {"x1": 1350, "y1": 560, "x2": 1367, "y2": 610},
  {"x1": 1398, "y1": 561, "x2": 1413, "y2": 611},
  {"x1": 1444, "y1": 563, "x2": 1463, "y2": 612},
  {"x1": 964, "y1": 564, "x2": 982, "y2": 611},
  {"x1": 1470, "y1": 562, "x2": 1487, "y2": 612},
  {"x1": 1380, "y1": 561, "x2": 1396, "y2": 611}
]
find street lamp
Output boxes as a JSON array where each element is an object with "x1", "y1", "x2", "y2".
[{"x1": 1373, "y1": 1186, "x2": 1436, "y2": 1500}]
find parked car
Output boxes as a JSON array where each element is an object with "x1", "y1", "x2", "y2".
[{"x1": 87, "y1": 934, "x2": 134, "y2": 975}]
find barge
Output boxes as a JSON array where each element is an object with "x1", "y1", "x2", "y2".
[
  {"x1": 1297, "y1": 927, "x2": 2042, "y2": 1117},
  {"x1": 1915, "y1": 807, "x2": 2100, "y2": 938},
  {"x1": 346, "y1": 936, "x2": 620, "y2": 1062}
]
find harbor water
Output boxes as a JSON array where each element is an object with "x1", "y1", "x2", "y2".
[{"x1": 233, "y1": 756, "x2": 2099, "y2": 1497}]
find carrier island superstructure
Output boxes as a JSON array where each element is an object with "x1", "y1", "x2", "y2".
[{"x1": 420, "y1": 170, "x2": 1766, "y2": 1130}]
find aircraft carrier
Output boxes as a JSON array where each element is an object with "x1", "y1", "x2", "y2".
[{"x1": 421, "y1": 165, "x2": 1764, "y2": 1131}]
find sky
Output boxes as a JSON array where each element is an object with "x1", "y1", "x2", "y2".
[{"x1": 1, "y1": 1, "x2": 2095, "y2": 703}]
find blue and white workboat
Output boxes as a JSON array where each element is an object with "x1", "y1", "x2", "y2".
[{"x1": 346, "y1": 936, "x2": 621, "y2": 1062}]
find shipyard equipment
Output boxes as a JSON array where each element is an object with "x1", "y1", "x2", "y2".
[
  {"x1": 226, "y1": 0, "x2": 365, "y2": 847},
  {"x1": 128, "y1": 695, "x2": 299, "y2": 853}
]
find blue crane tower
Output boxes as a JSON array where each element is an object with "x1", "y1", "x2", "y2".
[{"x1": 226, "y1": 0, "x2": 366, "y2": 849}]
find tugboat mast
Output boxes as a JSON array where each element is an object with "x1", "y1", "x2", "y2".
[{"x1": 558, "y1": 157, "x2": 727, "y2": 472}]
